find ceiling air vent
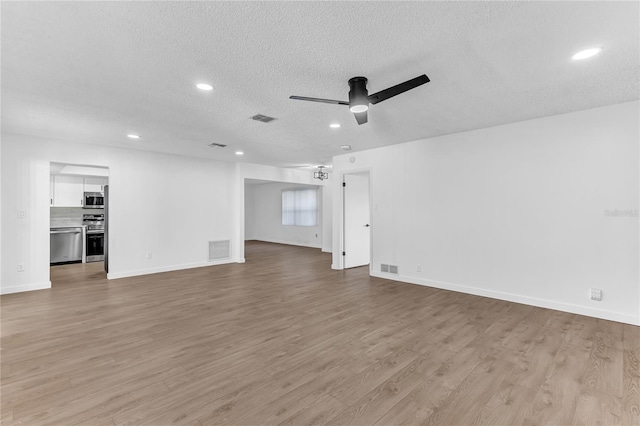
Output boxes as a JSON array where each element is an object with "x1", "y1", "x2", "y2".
[
  {"x1": 250, "y1": 114, "x2": 277, "y2": 123},
  {"x1": 209, "y1": 143, "x2": 227, "y2": 148}
]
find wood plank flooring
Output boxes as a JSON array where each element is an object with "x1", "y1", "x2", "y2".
[{"x1": 1, "y1": 241, "x2": 638, "y2": 425}]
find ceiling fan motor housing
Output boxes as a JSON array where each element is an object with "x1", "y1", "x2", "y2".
[{"x1": 348, "y1": 77, "x2": 369, "y2": 110}]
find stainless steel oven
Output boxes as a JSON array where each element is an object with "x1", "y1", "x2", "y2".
[
  {"x1": 86, "y1": 230, "x2": 105, "y2": 262},
  {"x1": 83, "y1": 213, "x2": 105, "y2": 262}
]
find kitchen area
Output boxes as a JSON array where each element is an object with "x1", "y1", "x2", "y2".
[{"x1": 50, "y1": 162, "x2": 109, "y2": 280}]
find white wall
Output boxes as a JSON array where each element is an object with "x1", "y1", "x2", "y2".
[
  {"x1": 0, "y1": 135, "x2": 3, "y2": 291},
  {"x1": 333, "y1": 101, "x2": 640, "y2": 325},
  {"x1": 321, "y1": 182, "x2": 333, "y2": 253},
  {"x1": 1, "y1": 135, "x2": 237, "y2": 293},
  {"x1": 244, "y1": 184, "x2": 256, "y2": 240},
  {"x1": 247, "y1": 182, "x2": 322, "y2": 248}
]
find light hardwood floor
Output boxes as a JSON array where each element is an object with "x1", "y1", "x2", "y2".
[{"x1": 1, "y1": 241, "x2": 638, "y2": 425}]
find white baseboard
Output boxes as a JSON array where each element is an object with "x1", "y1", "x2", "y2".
[
  {"x1": 370, "y1": 271, "x2": 640, "y2": 326},
  {"x1": 250, "y1": 239, "x2": 322, "y2": 249},
  {"x1": 107, "y1": 259, "x2": 236, "y2": 280},
  {"x1": 1, "y1": 281, "x2": 51, "y2": 295}
]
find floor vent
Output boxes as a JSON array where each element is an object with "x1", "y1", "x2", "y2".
[
  {"x1": 209, "y1": 240, "x2": 230, "y2": 261},
  {"x1": 209, "y1": 142, "x2": 227, "y2": 148},
  {"x1": 381, "y1": 264, "x2": 389, "y2": 273},
  {"x1": 250, "y1": 114, "x2": 277, "y2": 123}
]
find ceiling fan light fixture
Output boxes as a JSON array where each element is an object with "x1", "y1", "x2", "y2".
[{"x1": 349, "y1": 104, "x2": 368, "y2": 113}]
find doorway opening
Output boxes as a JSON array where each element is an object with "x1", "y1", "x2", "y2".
[
  {"x1": 243, "y1": 178, "x2": 324, "y2": 262},
  {"x1": 49, "y1": 162, "x2": 109, "y2": 287}
]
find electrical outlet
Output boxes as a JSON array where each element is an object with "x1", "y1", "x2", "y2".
[
  {"x1": 18, "y1": 210, "x2": 26, "y2": 218},
  {"x1": 17, "y1": 264, "x2": 24, "y2": 272},
  {"x1": 146, "y1": 251, "x2": 152, "y2": 259},
  {"x1": 590, "y1": 288, "x2": 602, "y2": 301},
  {"x1": 417, "y1": 265, "x2": 422, "y2": 272}
]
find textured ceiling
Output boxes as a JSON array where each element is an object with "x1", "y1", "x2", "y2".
[{"x1": 2, "y1": 1, "x2": 638, "y2": 168}]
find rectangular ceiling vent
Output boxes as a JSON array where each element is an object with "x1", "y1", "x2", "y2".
[
  {"x1": 208, "y1": 143, "x2": 227, "y2": 148},
  {"x1": 209, "y1": 240, "x2": 230, "y2": 261},
  {"x1": 250, "y1": 114, "x2": 277, "y2": 123}
]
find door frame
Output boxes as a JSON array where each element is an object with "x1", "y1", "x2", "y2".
[{"x1": 337, "y1": 168, "x2": 373, "y2": 271}]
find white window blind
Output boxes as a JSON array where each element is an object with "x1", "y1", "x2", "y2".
[{"x1": 282, "y1": 188, "x2": 317, "y2": 226}]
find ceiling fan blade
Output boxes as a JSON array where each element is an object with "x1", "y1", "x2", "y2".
[
  {"x1": 354, "y1": 110, "x2": 368, "y2": 125},
  {"x1": 289, "y1": 96, "x2": 349, "y2": 106},
  {"x1": 367, "y1": 74, "x2": 430, "y2": 105}
]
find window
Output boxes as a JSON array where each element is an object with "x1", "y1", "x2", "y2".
[{"x1": 282, "y1": 188, "x2": 317, "y2": 226}]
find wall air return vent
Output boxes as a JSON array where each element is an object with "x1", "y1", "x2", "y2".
[
  {"x1": 381, "y1": 264, "x2": 398, "y2": 274},
  {"x1": 209, "y1": 240, "x2": 230, "y2": 261},
  {"x1": 250, "y1": 114, "x2": 277, "y2": 123},
  {"x1": 209, "y1": 143, "x2": 227, "y2": 148}
]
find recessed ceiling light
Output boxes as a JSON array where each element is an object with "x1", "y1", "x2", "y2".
[
  {"x1": 127, "y1": 134, "x2": 140, "y2": 139},
  {"x1": 235, "y1": 151, "x2": 244, "y2": 156},
  {"x1": 330, "y1": 123, "x2": 341, "y2": 128},
  {"x1": 196, "y1": 83, "x2": 213, "y2": 91},
  {"x1": 572, "y1": 47, "x2": 602, "y2": 60}
]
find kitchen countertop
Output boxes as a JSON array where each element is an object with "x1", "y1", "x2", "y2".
[{"x1": 50, "y1": 220, "x2": 83, "y2": 227}]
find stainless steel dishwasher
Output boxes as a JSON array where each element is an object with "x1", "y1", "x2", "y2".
[{"x1": 50, "y1": 227, "x2": 83, "y2": 265}]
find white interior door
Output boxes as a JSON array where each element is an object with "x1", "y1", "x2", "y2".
[{"x1": 343, "y1": 173, "x2": 370, "y2": 268}]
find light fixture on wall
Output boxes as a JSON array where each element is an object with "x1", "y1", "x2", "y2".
[{"x1": 314, "y1": 166, "x2": 329, "y2": 181}]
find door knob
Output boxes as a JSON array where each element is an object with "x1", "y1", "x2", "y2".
[{"x1": 365, "y1": 224, "x2": 370, "y2": 227}]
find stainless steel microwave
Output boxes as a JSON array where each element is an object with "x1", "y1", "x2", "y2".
[{"x1": 83, "y1": 192, "x2": 104, "y2": 209}]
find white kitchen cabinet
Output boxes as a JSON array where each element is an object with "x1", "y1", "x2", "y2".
[
  {"x1": 52, "y1": 175, "x2": 84, "y2": 207},
  {"x1": 83, "y1": 177, "x2": 107, "y2": 193}
]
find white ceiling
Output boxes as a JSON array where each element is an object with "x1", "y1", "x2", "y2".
[{"x1": 2, "y1": 1, "x2": 638, "y2": 168}]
